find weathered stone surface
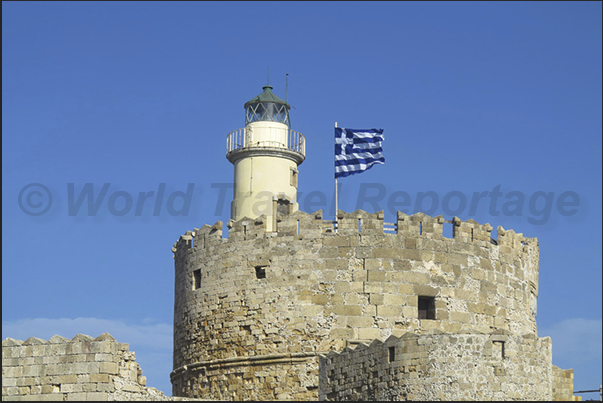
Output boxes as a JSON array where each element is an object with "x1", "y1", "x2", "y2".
[
  {"x1": 2, "y1": 333, "x2": 201, "y2": 401},
  {"x1": 170, "y1": 210, "x2": 573, "y2": 401},
  {"x1": 2, "y1": 211, "x2": 574, "y2": 402},
  {"x1": 319, "y1": 332, "x2": 556, "y2": 401}
]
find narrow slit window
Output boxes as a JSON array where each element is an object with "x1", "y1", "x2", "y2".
[
  {"x1": 493, "y1": 341, "x2": 505, "y2": 359},
  {"x1": 471, "y1": 228, "x2": 474, "y2": 242},
  {"x1": 388, "y1": 346, "x2": 395, "y2": 363},
  {"x1": 297, "y1": 220, "x2": 300, "y2": 235},
  {"x1": 358, "y1": 218, "x2": 362, "y2": 233},
  {"x1": 418, "y1": 296, "x2": 436, "y2": 319},
  {"x1": 419, "y1": 222, "x2": 423, "y2": 235},
  {"x1": 255, "y1": 266, "x2": 266, "y2": 279},
  {"x1": 193, "y1": 269, "x2": 202, "y2": 290},
  {"x1": 290, "y1": 168, "x2": 298, "y2": 188}
]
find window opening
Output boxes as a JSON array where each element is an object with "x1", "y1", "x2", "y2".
[
  {"x1": 193, "y1": 269, "x2": 202, "y2": 290},
  {"x1": 255, "y1": 266, "x2": 267, "y2": 279},
  {"x1": 493, "y1": 341, "x2": 505, "y2": 359},
  {"x1": 418, "y1": 296, "x2": 436, "y2": 319},
  {"x1": 290, "y1": 168, "x2": 298, "y2": 188},
  {"x1": 277, "y1": 199, "x2": 290, "y2": 215}
]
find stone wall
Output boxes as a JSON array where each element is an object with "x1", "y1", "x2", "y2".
[
  {"x1": 318, "y1": 330, "x2": 555, "y2": 401},
  {"x1": 552, "y1": 365, "x2": 580, "y2": 401},
  {"x1": 1, "y1": 333, "x2": 195, "y2": 401},
  {"x1": 171, "y1": 209, "x2": 541, "y2": 400}
]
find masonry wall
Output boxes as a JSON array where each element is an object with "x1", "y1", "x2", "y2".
[
  {"x1": 1, "y1": 333, "x2": 189, "y2": 401},
  {"x1": 318, "y1": 331, "x2": 554, "y2": 401},
  {"x1": 171, "y1": 209, "x2": 540, "y2": 400},
  {"x1": 552, "y1": 365, "x2": 580, "y2": 401}
]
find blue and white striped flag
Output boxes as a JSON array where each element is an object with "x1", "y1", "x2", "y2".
[{"x1": 335, "y1": 128, "x2": 385, "y2": 178}]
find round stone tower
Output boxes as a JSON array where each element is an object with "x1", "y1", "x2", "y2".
[
  {"x1": 171, "y1": 87, "x2": 543, "y2": 401},
  {"x1": 226, "y1": 84, "x2": 305, "y2": 232}
]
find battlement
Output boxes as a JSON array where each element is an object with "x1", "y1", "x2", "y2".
[
  {"x1": 171, "y1": 209, "x2": 542, "y2": 400},
  {"x1": 172, "y1": 210, "x2": 537, "y2": 257},
  {"x1": 1, "y1": 333, "x2": 178, "y2": 401},
  {"x1": 318, "y1": 330, "x2": 557, "y2": 401}
]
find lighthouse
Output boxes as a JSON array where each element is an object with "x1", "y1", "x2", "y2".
[{"x1": 226, "y1": 84, "x2": 306, "y2": 231}]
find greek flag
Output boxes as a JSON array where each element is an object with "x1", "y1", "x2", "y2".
[{"x1": 335, "y1": 128, "x2": 385, "y2": 178}]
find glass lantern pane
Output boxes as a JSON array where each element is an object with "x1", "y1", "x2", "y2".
[{"x1": 245, "y1": 102, "x2": 290, "y2": 126}]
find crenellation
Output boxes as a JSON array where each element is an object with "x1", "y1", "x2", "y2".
[
  {"x1": 319, "y1": 331, "x2": 562, "y2": 401},
  {"x1": 2, "y1": 333, "x2": 206, "y2": 401},
  {"x1": 167, "y1": 208, "x2": 571, "y2": 400}
]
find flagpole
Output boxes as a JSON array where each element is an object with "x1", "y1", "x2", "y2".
[{"x1": 334, "y1": 122, "x2": 338, "y2": 233}]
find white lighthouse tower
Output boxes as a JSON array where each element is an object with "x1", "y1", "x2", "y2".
[{"x1": 226, "y1": 84, "x2": 306, "y2": 231}]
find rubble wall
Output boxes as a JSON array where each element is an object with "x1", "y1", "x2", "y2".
[
  {"x1": 318, "y1": 331, "x2": 553, "y2": 401},
  {"x1": 2, "y1": 333, "x2": 191, "y2": 401},
  {"x1": 171, "y1": 210, "x2": 540, "y2": 400}
]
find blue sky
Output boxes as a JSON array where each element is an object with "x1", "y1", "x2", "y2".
[{"x1": 2, "y1": 1, "x2": 601, "y2": 397}]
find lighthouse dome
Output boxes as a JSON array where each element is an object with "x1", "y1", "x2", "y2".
[{"x1": 244, "y1": 85, "x2": 290, "y2": 127}]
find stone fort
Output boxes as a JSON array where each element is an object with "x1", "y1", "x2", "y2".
[{"x1": 3, "y1": 84, "x2": 579, "y2": 401}]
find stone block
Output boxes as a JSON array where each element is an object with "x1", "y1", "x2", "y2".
[
  {"x1": 357, "y1": 328, "x2": 380, "y2": 340},
  {"x1": 467, "y1": 302, "x2": 484, "y2": 314},
  {"x1": 385, "y1": 271, "x2": 404, "y2": 282},
  {"x1": 60, "y1": 383, "x2": 83, "y2": 393},
  {"x1": 484, "y1": 305, "x2": 498, "y2": 316},
  {"x1": 330, "y1": 328, "x2": 355, "y2": 339},
  {"x1": 66, "y1": 392, "x2": 87, "y2": 401},
  {"x1": 324, "y1": 236, "x2": 351, "y2": 247},
  {"x1": 96, "y1": 383, "x2": 116, "y2": 393},
  {"x1": 367, "y1": 270, "x2": 386, "y2": 282},
  {"x1": 402, "y1": 306, "x2": 416, "y2": 318},
  {"x1": 312, "y1": 294, "x2": 329, "y2": 305},
  {"x1": 98, "y1": 362, "x2": 118, "y2": 375},
  {"x1": 2, "y1": 366, "x2": 23, "y2": 378},
  {"x1": 333, "y1": 282, "x2": 350, "y2": 293},
  {"x1": 90, "y1": 341, "x2": 114, "y2": 354},
  {"x1": 420, "y1": 320, "x2": 440, "y2": 331},
  {"x1": 377, "y1": 305, "x2": 402, "y2": 318},
  {"x1": 90, "y1": 373, "x2": 111, "y2": 383},
  {"x1": 346, "y1": 316, "x2": 374, "y2": 328},
  {"x1": 56, "y1": 375, "x2": 78, "y2": 384},
  {"x1": 333, "y1": 305, "x2": 363, "y2": 316},
  {"x1": 372, "y1": 248, "x2": 400, "y2": 259},
  {"x1": 404, "y1": 272, "x2": 430, "y2": 284},
  {"x1": 86, "y1": 392, "x2": 109, "y2": 400},
  {"x1": 349, "y1": 282, "x2": 364, "y2": 292},
  {"x1": 363, "y1": 283, "x2": 382, "y2": 293},
  {"x1": 454, "y1": 289, "x2": 478, "y2": 302},
  {"x1": 450, "y1": 311, "x2": 471, "y2": 323},
  {"x1": 383, "y1": 294, "x2": 405, "y2": 305},
  {"x1": 344, "y1": 293, "x2": 367, "y2": 305},
  {"x1": 364, "y1": 259, "x2": 382, "y2": 270},
  {"x1": 394, "y1": 260, "x2": 412, "y2": 271},
  {"x1": 399, "y1": 249, "x2": 423, "y2": 261},
  {"x1": 22, "y1": 365, "x2": 44, "y2": 377},
  {"x1": 364, "y1": 305, "x2": 377, "y2": 316},
  {"x1": 448, "y1": 254, "x2": 468, "y2": 266},
  {"x1": 370, "y1": 294, "x2": 384, "y2": 305},
  {"x1": 413, "y1": 284, "x2": 438, "y2": 297},
  {"x1": 40, "y1": 385, "x2": 60, "y2": 394}
]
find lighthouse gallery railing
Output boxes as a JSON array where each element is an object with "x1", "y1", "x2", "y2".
[{"x1": 226, "y1": 128, "x2": 306, "y2": 157}]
